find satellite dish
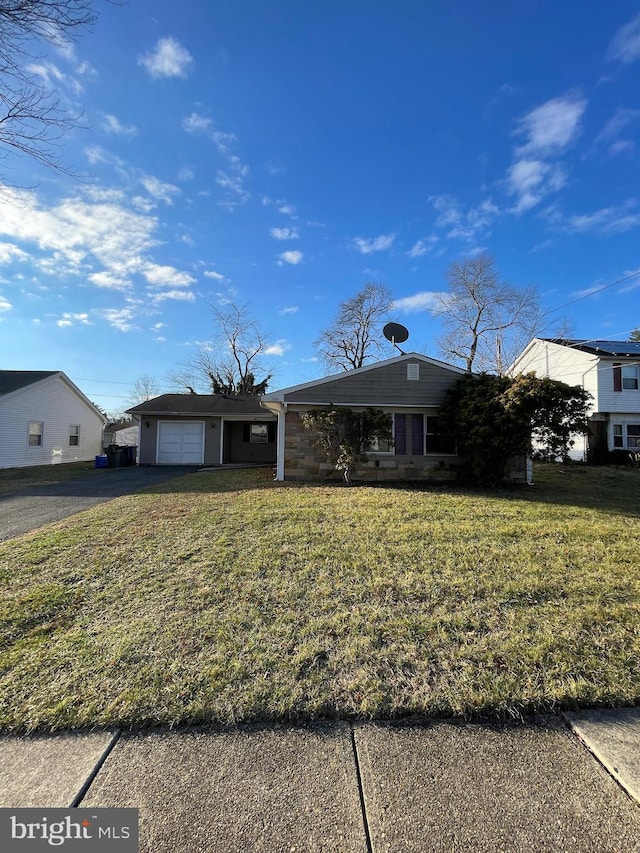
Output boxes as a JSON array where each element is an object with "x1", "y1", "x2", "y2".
[{"x1": 383, "y1": 322, "x2": 409, "y2": 344}]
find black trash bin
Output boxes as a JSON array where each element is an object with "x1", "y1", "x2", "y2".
[
  {"x1": 126, "y1": 445, "x2": 137, "y2": 465},
  {"x1": 106, "y1": 444, "x2": 127, "y2": 468}
]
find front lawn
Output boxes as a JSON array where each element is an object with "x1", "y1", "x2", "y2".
[{"x1": 0, "y1": 464, "x2": 638, "y2": 732}]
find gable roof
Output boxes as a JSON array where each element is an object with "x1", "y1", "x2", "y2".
[
  {"x1": 540, "y1": 339, "x2": 640, "y2": 358},
  {"x1": 261, "y1": 352, "x2": 466, "y2": 403},
  {"x1": 126, "y1": 394, "x2": 274, "y2": 416},
  {"x1": 0, "y1": 370, "x2": 106, "y2": 421},
  {"x1": 0, "y1": 370, "x2": 58, "y2": 396}
]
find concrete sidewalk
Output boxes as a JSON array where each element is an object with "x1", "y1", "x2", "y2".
[{"x1": 1, "y1": 711, "x2": 639, "y2": 852}]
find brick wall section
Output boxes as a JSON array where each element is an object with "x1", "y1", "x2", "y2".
[{"x1": 284, "y1": 411, "x2": 465, "y2": 482}]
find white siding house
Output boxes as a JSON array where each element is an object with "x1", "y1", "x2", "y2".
[
  {"x1": 0, "y1": 371, "x2": 106, "y2": 469},
  {"x1": 510, "y1": 339, "x2": 640, "y2": 461}
]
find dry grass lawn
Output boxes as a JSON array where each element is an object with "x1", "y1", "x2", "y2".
[{"x1": 0, "y1": 464, "x2": 638, "y2": 732}]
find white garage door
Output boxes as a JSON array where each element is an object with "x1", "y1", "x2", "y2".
[{"x1": 157, "y1": 421, "x2": 204, "y2": 464}]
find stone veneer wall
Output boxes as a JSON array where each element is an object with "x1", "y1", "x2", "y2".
[{"x1": 284, "y1": 411, "x2": 465, "y2": 482}]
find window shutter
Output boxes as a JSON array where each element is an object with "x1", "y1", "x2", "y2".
[
  {"x1": 243, "y1": 424, "x2": 251, "y2": 442},
  {"x1": 411, "y1": 414, "x2": 424, "y2": 455},
  {"x1": 267, "y1": 422, "x2": 276, "y2": 442},
  {"x1": 395, "y1": 414, "x2": 406, "y2": 455},
  {"x1": 613, "y1": 363, "x2": 622, "y2": 392}
]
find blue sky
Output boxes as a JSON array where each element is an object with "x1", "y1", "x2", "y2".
[{"x1": 1, "y1": 0, "x2": 640, "y2": 414}]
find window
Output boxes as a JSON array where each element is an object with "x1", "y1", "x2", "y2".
[
  {"x1": 407, "y1": 363, "x2": 419, "y2": 381},
  {"x1": 249, "y1": 423, "x2": 268, "y2": 443},
  {"x1": 69, "y1": 425, "x2": 80, "y2": 446},
  {"x1": 367, "y1": 434, "x2": 394, "y2": 453},
  {"x1": 613, "y1": 424, "x2": 623, "y2": 448},
  {"x1": 627, "y1": 425, "x2": 640, "y2": 448},
  {"x1": 613, "y1": 423, "x2": 640, "y2": 448},
  {"x1": 28, "y1": 421, "x2": 43, "y2": 447},
  {"x1": 425, "y1": 416, "x2": 457, "y2": 454},
  {"x1": 622, "y1": 365, "x2": 639, "y2": 390}
]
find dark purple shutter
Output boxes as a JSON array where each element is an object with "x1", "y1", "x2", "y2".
[
  {"x1": 395, "y1": 414, "x2": 406, "y2": 455},
  {"x1": 613, "y1": 363, "x2": 622, "y2": 392},
  {"x1": 411, "y1": 414, "x2": 424, "y2": 455}
]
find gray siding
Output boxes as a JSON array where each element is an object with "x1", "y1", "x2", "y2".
[
  {"x1": 224, "y1": 422, "x2": 276, "y2": 464},
  {"x1": 284, "y1": 359, "x2": 460, "y2": 406},
  {"x1": 138, "y1": 416, "x2": 222, "y2": 465}
]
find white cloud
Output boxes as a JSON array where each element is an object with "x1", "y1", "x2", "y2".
[
  {"x1": 265, "y1": 339, "x2": 291, "y2": 356},
  {"x1": 140, "y1": 175, "x2": 180, "y2": 205},
  {"x1": 151, "y1": 289, "x2": 196, "y2": 303},
  {"x1": 594, "y1": 107, "x2": 639, "y2": 157},
  {"x1": 142, "y1": 264, "x2": 195, "y2": 289},
  {"x1": 407, "y1": 236, "x2": 438, "y2": 258},
  {"x1": 0, "y1": 295, "x2": 11, "y2": 312},
  {"x1": 182, "y1": 112, "x2": 212, "y2": 134},
  {"x1": 0, "y1": 242, "x2": 29, "y2": 264},
  {"x1": 352, "y1": 233, "x2": 395, "y2": 254},
  {"x1": 608, "y1": 139, "x2": 635, "y2": 156},
  {"x1": 57, "y1": 312, "x2": 91, "y2": 327},
  {"x1": 597, "y1": 107, "x2": 640, "y2": 141},
  {"x1": 278, "y1": 305, "x2": 299, "y2": 315},
  {"x1": 430, "y1": 196, "x2": 499, "y2": 241},
  {"x1": 607, "y1": 13, "x2": 640, "y2": 64},
  {"x1": 278, "y1": 203, "x2": 296, "y2": 215},
  {"x1": 216, "y1": 170, "x2": 250, "y2": 206},
  {"x1": 178, "y1": 166, "x2": 195, "y2": 182},
  {"x1": 392, "y1": 292, "x2": 442, "y2": 313},
  {"x1": 98, "y1": 306, "x2": 139, "y2": 332},
  {"x1": 278, "y1": 250, "x2": 303, "y2": 265},
  {"x1": 204, "y1": 270, "x2": 227, "y2": 282},
  {"x1": 514, "y1": 94, "x2": 586, "y2": 157},
  {"x1": 0, "y1": 187, "x2": 159, "y2": 274},
  {"x1": 563, "y1": 200, "x2": 640, "y2": 236},
  {"x1": 506, "y1": 94, "x2": 585, "y2": 212},
  {"x1": 88, "y1": 271, "x2": 131, "y2": 291},
  {"x1": 507, "y1": 158, "x2": 566, "y2": 213},
  {"x1": 138, "y1": 37, "x2": 193, "y2": 79},
  {"x1": 102, "y1": 114, "x2": 138, "y2": 137},
  {"x1": 270, "y1": 227, "x2": 299, "y2": 240}
]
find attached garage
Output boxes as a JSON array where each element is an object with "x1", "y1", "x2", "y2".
[
  {"x1": 157, "y1": 421, "x2": 204, "y2": 464},
  {"x1": 126, "y1": 395, "x2": 277, "y2": 466}
]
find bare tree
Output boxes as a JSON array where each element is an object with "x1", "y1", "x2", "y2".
[
  {"x1": 434, "y1": 254, "x2": 540, "y2": 374},
  {"x1": 315, "y1": 282, "x2": 393, "y2": 371},
  {"x1": 629, "y1": 328, "x2": 640, "y2": 342},
  {"x1": 128, "y1": 373, "x2": 160, "y2": 405},
  {"x1": 169, "y1": 303, "x2": 272, "y2": 395},
  {"x1": 0, "y1": 0, "x2": 99, "y2": 180}
]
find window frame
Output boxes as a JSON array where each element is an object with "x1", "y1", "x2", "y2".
[
  {"x1": 425, "y1": 415, "x2": 457, "y2": 455},
  {"x1": 249, "y1": 423, "x2": 269, "y2": 444},
  {"x1": 69, "y1": 425, "x2": 80, "y2": 446},
  {"x1": 364, "y1": 413, "x2": 395, "y2": 454},
  {"x1": 28, "y1": 421, "x2": 44, "y2": 448},
  {"x1": 612, "y1": 422, "x2": 640, "y2": 449},
  {"x1": 621, "y1": 364, "x2": 639, "y2": 390}
]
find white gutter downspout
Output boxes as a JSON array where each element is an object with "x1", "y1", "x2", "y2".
[{"x1": 276, "y1": 404, "x2": 287, "y2": 481}]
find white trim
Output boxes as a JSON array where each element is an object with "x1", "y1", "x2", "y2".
[{"x1": 276, "y1": 409, "x2": 286, "y2": 480}]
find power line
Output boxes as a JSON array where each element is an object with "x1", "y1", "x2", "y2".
[{"x1": 543, "y1": 268, "x2": 640, "y2": 317}]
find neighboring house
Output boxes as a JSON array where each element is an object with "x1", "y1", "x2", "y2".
[
  {"x1": 261, "y1": 351, "x2": 529, "y2": 483},
  {"x1": 0, "y1": 370, "x2": 106, "y2": 469},
  {"x1": 103, "y1": 419, "x2": 139, "y2": 448},
  {"x1": 509, "y1": 338, "x2": 640, "y2": 461},
  {"x1": 126, "y1": 394, "x2": 277, "y2": 466}
]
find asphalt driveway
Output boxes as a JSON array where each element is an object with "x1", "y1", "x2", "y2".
[{"x1": 0, "y1": 466, "x2": 197, "y2": 541}]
